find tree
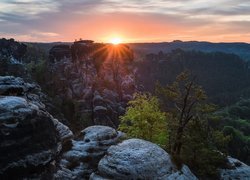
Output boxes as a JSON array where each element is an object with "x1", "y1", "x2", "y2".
[
  {"x1": 156, "y1": 71, "x2": 209, "y2": 155},
  {"x1": 156, "y1": 71, "x2": 228, "y2": 177},
  {"x1": 119, "y1": 93, "x2": 168, "y2": 147}
]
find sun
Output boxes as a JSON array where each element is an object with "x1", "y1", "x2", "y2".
[{"x1": 110, "y1": 37, "x2": 122, "y2": 45}]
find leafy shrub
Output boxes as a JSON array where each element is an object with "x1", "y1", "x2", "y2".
[{"x1": 119, "y1": 93, "x2": 168, "y2": 147}]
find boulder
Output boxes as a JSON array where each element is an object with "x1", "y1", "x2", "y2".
[
  {"x1": 54, "y1": 125, "x2": 123, "y2": 179},
  {"x1": 0, "y1": 75, "x2": 73, "y2": 178},
  {"x1": 220, "y1": 156, "x2": 250, "y2": 180},
  {"x1": 0, "y1": 96, "x2": 59, "y2": 178},
  {"x1": 90, "y1": 139, "x2": 197, "y2": 180}
]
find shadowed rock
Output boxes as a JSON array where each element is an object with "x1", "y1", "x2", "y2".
[
  {"x1": 0, "y1": 76, "x2": 73, "y2": 179},
  {"x1": 49, "y1": 45, "x2": 71, "y2": 63},
  {"x1": 0, "y1": 96, "x2": 59, "y2": 178}
]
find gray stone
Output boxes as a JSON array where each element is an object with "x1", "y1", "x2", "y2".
[
  {"x1": 54, "y1": 126, "x2": 123, "y2": 179},
  {"x1": 91, "y1": 139, "x2": 197, "y2": 180},
  {"x1": 220, "y1": 156, "x2": 250, "y2": 180},
  {"x1": 53, "y1": 118, "x2": 73, "y2": 143},
  {"x1": 0, "y1": 96, "x2": 59, "y2": 178}
]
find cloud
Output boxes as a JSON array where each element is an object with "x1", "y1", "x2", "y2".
[
  {"x1": 0, "y1": 0, "x2": 250, "y2": 42},
  {"x1": 0, "y1": 0, "x2": 60, "y2": 20}
]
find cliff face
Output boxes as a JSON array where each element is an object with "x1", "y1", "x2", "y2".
[{"x1": 45, "y1": 41, "x2": 136, "y2": 131}]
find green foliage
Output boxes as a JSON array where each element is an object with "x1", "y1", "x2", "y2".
[
  {"x1": 216, "y1": 99, "x2": 250, "y2": 164},
  {"x1": 119, "y1": 93, "x2": 168, "y2": 147},
  {"x1": 223, "y1": 126, "x2": 250, "y2": 163},
  {"x1": 156, "y1": 71, "x2": 228, "y2": 177},
  {"x1": 182, "y1": 118, "x2": 228, "y2": 178}
]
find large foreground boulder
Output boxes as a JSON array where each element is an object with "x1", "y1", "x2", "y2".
[
  {"x1": 0, "y1": 75, "x2": 73, "y2": 178},
  {"x1": 0, "y1": 96, "x2": 61, "y2": 178},
  {"x1": 54, "y1": 125, "x2": 124, "y2": 179},
  {"x1": 90, "y1": 139, "x2": 197, "y2": 180}
]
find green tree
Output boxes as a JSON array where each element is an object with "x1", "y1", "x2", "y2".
[
  {"x1": 156, "y1": 71, "x2": 209, "y2": 155},
  {"x1": 119, "y1": 93, "x2": 168, "y2": 147},
  {"x1": 156, "y1": 71, "x2": 228, "y2": 177}
]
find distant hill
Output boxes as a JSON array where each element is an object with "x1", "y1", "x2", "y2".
[{"x1": 129, "y1": 41, "x2": 250, "y2": 61}]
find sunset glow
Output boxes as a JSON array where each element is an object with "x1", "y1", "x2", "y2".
[
  {"x1": 110, "y1": 37, "x2": 122, "y2": 45},
  {"x1": 0, "y1": 0, "x2": 249, "y2": 43}
]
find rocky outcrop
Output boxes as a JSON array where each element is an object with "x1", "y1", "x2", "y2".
[
  {"x1": 71, "y1": 40, "x2": 94, "y2": 62},
  {"x1": 0, "y1": 96, "x2": 58, "y2": 178},
  {"x1": 0, "y1": 38, "x2": 28, "y2": 77},
  {"x1": 220, "y1": 156, "x2": 250, "y2": 180},
  {"x1": 0, "y1": 74, "x2": 69, "y2": 126},
  {"x1": 49, "y1": 44, "x2": 71, "y2": 63},
  {"x1": 0, "y1": 76, "x2": 44, "y2": 107},
  {"x1": 46, "y1": 42, "x2": 136, "y2": 131},
  {"x1": 0, "y1": 38, "x2": 27, "y2": 60},
  {"x1": 54, "y1": 125, "x2": 123, "y2": 179},
  {"x1": 90, "y1": 139, "x2": 197, "y2": 180},
  {"x1": 0, "y1": 76, "x2": 73, "y2": 178}
]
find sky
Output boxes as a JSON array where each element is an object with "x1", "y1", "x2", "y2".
[{"x1": 0, "y1": 0, "x2": 250, "y2": 43}]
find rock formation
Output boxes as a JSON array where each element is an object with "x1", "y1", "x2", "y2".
[
  {"x1": 46, "y1": 42, "x2": 136, "y2": 131},
  {"x1": 0, "y1": 38, "x2": 28, "y2": 78},
  {"x1": 49, "y1": 44, "x2": 71, "y2": 63},
  {"x1": 54, "y1": 125, "x2": 124, "y2": 179},
  {"x1": 0, "y1": 75, "x2": 73, "y2": 178},
  {"x1": 90, "y1": 138, "x2": 198, "y2": 180},
  {"x1": 0, "y1": 38, "x2": 27, "y2": 60}
]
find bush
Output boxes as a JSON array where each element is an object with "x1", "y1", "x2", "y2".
[{"x1": 119, "y1": 93, "x2": 168, "y2": 147}]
